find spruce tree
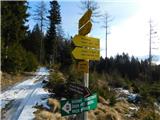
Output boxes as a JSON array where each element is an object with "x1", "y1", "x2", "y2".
[
  {"x1": 1, "y1": 1, "x2": 38, "y2": 73},
  {"x1": 22, "y1": 24, "x2": 42, "y2": 61},
  {"x1": 45, "y1": 0, "x2": 61, "y2": 64},
  {"x1": 1, "y1": 1, "x2": 29, "y2": 47}
]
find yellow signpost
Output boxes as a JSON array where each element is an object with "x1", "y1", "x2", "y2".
[
  {"x1": 73, "y1": 35, "x2": 100, "y2": 49},
  {"x1": 72, "y1": 47, "x2": 100, "y2": 60},
  {"x1": 70, "y1": 9, "x2": 100, "y2": 120},
  {"x1": 79, "y1": 21, "x2": 92, "y2": 36},
  {"x1": 79, "y1": 9, "x2": 92, "y2": 29},
  {"x1": 78, "y1": 61, "x2": 89, "y2": 73}
]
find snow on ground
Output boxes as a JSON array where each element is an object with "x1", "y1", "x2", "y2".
[
  {"x1": 17, "y1": 85, "x2": 50, "y2": 120},
  {"x1": 0, "y1": 67, "x2": 50, "y2": 120},
  {"x1": 36, "y1": 67, "x2": 49, "y2": 76}
]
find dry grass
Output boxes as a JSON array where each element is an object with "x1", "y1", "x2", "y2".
[
  {"x1": 34, "y1": 98, "x2": 68, "y2": 120},
  {"x1": 136, "y1": 106, "x2": 160, "y2": 120},
  {"x1": 34, "y1": 101, "x2": 67, "y2": 120},
  {"x1": 1, "y1": 72, "x2": 30, "y2": 90},
  {"x1": 87, "y1": 102, "x2": 122, "y2": 120},
  {"x1": 35, "y1": 110, "x2": 56, "y2": 120},
  {"x1": 35, "y1": 110, "x2": 67, "y2": 120},
  {"x1": 114, "y1": 100, "x2": 130, "y2": 114},
  {"x1": 47, "y1": 98, "x2": 60, "y2": 113},
  {"x1": 33, "y1": 96, "x2": 144, "y2": 120}
]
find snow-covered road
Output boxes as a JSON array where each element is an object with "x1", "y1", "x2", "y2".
[{"x1": 0, "y1": 67, "x2": 50, "y2": 120}]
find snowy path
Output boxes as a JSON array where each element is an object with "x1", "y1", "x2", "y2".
[{"x1": 0, "y1": 67, "x2": 50, "y2": 120}]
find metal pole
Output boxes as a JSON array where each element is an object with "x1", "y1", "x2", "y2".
[
  {"x1": 149, "y1": 19, "x2": 152, "y2": 66},
  {"x1": 106, "y1": 15, "x2": 108, "y2": 58}
]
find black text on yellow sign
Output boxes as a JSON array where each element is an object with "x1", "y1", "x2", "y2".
[
  {"x1": 72, "y1": 47, "x2": 100, "y2": 60},
  {"x1": 78, "y1": 61, "x2": 89, "y2": 73},
  {"x1": 73, "y1": 35, "x2": 100, "y2": 49}
]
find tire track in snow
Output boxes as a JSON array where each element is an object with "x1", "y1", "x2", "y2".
[
  {"x1": 12, "y1": 88, "x2": 38, "y2": 120},
  {"x1": 1, "y1": 75, "x2": 46, "y2": 120},
  {"x1": 12, "y1": 75, "x2": 45, "y2": 120},
  {"x1": 1, "y1": 67, "x2": 49, "y2": 120}
]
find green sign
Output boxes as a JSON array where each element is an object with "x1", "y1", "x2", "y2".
[{"x1": 60, "y1": 93, "x2": 97, "y2": 116}]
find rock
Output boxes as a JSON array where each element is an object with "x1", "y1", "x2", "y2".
[
  {"x1": 127, "y1": 94, "x2": 141, "y2": 103},
  {"x1": 42, "y1": 80, "x2": 48, "y2": 84},
  {"x1": 48, "y1": 98, "x2": 60, "y2": 113}
]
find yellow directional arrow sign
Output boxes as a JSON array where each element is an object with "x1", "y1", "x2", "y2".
[
  {"x1": 79, "y1": 9, "x2": 92, "y2": 29},
  {"x1": 73, "y1": 35, "x2": 100, "y2": 49},
  {"x1": 72, "y1": 47, "x2": 100, "y2": 60},
  {"x1": 79, "y1": 21, "x2": 92, "y2": 36},
  {"x1": 78, "y1": 61, "x2": 89, "y2": 73}
]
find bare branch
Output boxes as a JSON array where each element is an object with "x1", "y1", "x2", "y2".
[
  {"x1": 33, "y1": 0, "x2": 48, "y2": 33},
  {"x1": 80, "y1": 0, "x2": 102, "y2": 23}
]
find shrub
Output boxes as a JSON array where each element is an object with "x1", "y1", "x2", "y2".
[
  {"x1": 2, "y1": 44, "x2": 26, "y2": 73},
  {"x1": 2, "y1": 44, "x2": 38, "y2": 73},
  {"x1": 134, "y1": 101, "x2": 160, "y2": 119},
  {"x1": 66, "y1": 64, "x2": 83, "y2": 84},
  {"x1": 109, "y1": 95, "x2": 116, "y2": 106},
  {"x1": 89, "y1": 72, "x2": 116, "y2": 100},
  {"x1": 47, "y1": 71, "x2": 67, "y2": 98},
  {"x1": 139, "y1": 83, "x2": 160, "y2": 104},
  {"x1": 24, "y1": 52, "x2": 38, "y2": 72},
  {"x1": 108, "y1": 71, "x2": 128, "y2": 88},
  {"x1": 49, "y1": 71, "x2": 66, "y2": 85}
]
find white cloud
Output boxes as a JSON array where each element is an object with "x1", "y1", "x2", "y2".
[
  {"x1": 108, "y1": 11, "x2": 149, "y2": 56},
  {"x1": 99, "y1": 0, "x2": 160, "y2": 59}
]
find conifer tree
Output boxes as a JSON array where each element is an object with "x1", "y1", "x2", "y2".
[
  {"x1": 2, "y1": 1, "x2": 29, "y2": 47},
  {"x1": 1, "y1": 1, "x2": 38, "y2": 72},
  {"x1": 45, "y1": 0, "x2": 61, "y2": 63},
  {"x1": 22, "y1": 24, "x2": 42, "y2": 61}
]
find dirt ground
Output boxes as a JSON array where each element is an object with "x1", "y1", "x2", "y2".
[{"x1": 0, "y1": 72, "x2": 34, "y2": 91}]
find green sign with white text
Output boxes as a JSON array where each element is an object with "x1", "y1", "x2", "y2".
[{"x1": 60, "y1": 93, "x2": 97, "y2": 116}]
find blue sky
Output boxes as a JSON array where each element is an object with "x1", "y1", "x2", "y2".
[{"x1": 27, "y1": 0, "x2": 160, "y2": 64}]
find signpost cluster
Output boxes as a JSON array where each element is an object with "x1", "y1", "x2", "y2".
[
  {"x1": 60, "y1": 9, "x2": 100, "y2": 119},
  {"x1": 72, "y1": 9, "x2": 100, "y2": 63}
]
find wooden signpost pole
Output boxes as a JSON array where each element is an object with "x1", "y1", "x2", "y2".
[{"x1": 84, "y1": 60, "x2": 89, "y2": 120}]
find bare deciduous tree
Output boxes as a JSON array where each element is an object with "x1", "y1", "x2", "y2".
[
  {"x1": 80, "y1": 0, "x2": 101, "y2": 23},
  {"x1": 33, "y1": 1, "x2": 47, "y2": 32},
  {"x1": 33, "y1": 1, "x2": 47, "y2": 63}
]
